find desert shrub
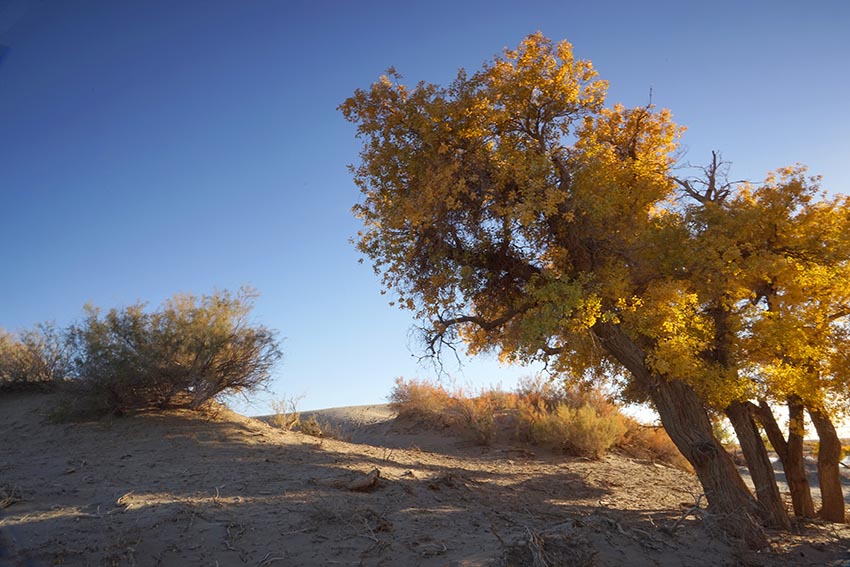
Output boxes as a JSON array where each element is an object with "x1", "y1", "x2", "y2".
[
  {"x1": 620, "y1": 420, "x2": 693, "y2": 472},
  {"x1": 297, "y1": 415, "x2": 347, "y2": 440},
  {"x1": 0, "y1": 323, "x2": 70, "y2": 392},
  {"x1": 271, "y1": 395, "x2": 303, "y2": 431},
  {"x1": 514, "y1": 396, "x2": 549, "y2": 441},
  {"x1": 454, "y1": 395, "x2": 497, "y2": 445},
  {"x1": 67, "y1": 287, "x2": 281, "y2": 415},
  {"x1": 515, "y1": 375, "x2": 572, "y2": 411},
  {"x1": 524, "y1": 403, "x2": 628, "y2": 458},
  {"x1": 388, "y1": 377, "x2": 453, "y2": 416},
  {"x1": 390, "y1": 377, "x2": 687, "y2": 458},
  {"x1": 476, "y1": 387, "x2": 520, "y2": 412}
]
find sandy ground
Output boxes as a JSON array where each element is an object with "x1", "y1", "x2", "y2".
[{"x1": 1, "y1": 393, "x2": 849, "y2": 566}]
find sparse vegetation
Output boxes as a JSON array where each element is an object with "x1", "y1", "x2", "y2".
[
  {"x1": 271, "y1": 395, "x2": 304, "y2": 431},
  {"x1": 0, "y1": 323, "x2": 70, "y2": 392},
  {"x1": 297, "y1": 415, "x2": 347, "y2": 440},
  {"x1": 64, "y1": 287, "x2": 281, "y2": 417},
  {"x1": 389, "y1": 377, "x2": 689, "y2": 467}
]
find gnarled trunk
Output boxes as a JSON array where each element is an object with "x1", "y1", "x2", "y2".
[
  {"x1": 808, "y1": 406, "x2": 846, "y2": 523},
  {"x1": 651, "y1": 380, "x2": 767, "y2": 547},
  {"x1": 651, "y1": 380, "x2": 755, "y2": 512},
  {"x1": 594, "y1": 322, "x2": 767, "y2": 548},
  {"x1": 595, "y1": 322, "x2": 768, "y2": 548},
  {"x1": 752, "y1": 400, "x2": 815, "y2": 518},
  {"x1": 786, "y1": 396, "x2": 817, "y2": 518},
  {"x1": 726, "y1": 401, "x2": 790, "y2": 529}
]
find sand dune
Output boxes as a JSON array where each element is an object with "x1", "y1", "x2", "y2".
[{"x1": 1, "y1": 393, "x2": 849, "y2": 566}]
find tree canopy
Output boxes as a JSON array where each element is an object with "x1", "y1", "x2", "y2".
[{"x1": 342, "y1": 33, "x2": 849, "y2": 536}]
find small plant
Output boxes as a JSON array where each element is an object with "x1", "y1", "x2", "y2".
[
  {"x1": 455, "y1": 395, "x2": 496, "y2": 445},
  {"x1": 297, "y1": 415, "x2": 347, "y2": 440},
  {"x1": 271, "y1": 395, "x2": 303, "y2": 431}
]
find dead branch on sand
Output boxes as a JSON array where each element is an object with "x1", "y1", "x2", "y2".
[{"x1": 0, "y1": 484, "x2": 23, "y2": 509}]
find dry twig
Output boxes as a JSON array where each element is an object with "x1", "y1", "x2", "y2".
[{"x1": 0, "y1": 484, "x2": 23, "y2": 509}]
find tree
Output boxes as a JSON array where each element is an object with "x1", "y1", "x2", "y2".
[
  {"x1": 673, "y1": 155, "x2": 795, "y2": 529},
  {"x1": 342, "y1": 33, "x2": 772, "y2": 545},
  {"x1": 728, "y1": 170, "x2": 850, "y2": 522}
]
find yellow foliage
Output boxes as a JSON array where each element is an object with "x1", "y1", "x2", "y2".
[{"x1": 343, "y1": 32, "x2": 850, "y2": 428}]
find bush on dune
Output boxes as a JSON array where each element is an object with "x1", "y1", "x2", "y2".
[
  {"x1": 522, "y1": 402, "x2": 628, "y2": 459},
  {"x1": 389, "y1": 376, "x2": 689, "y2": 467},
  {"x1": 0, "y1": 323, "x2": 70, "y2": 392},
  {"x1": 388, "y1": 376, "x2": 454, "y2": 416},
  {"x1": 66, "y1": 287, "x2": 281, "y2": 416}
]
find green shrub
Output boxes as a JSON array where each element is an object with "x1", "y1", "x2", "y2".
[
  {"x1": 67, "y1": 287, "x2": 281, "y2": 415},
  {"x1": 562, "y1": 404, "x2": 628, "y2": 458}
]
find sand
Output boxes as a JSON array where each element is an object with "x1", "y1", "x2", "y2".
[{"x1": 1, "y1": 392, "x2": 849, "y2": 566}]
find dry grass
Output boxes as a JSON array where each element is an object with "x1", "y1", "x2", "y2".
[
  {"x1": 389, "y1": 377, "x2": 689, "y2": 467},
  {"x1": 389, "y1": 377, "x2": 455, "y2": 416},
  {"x1": 270, "y1": 395, "x2": 303, "y2": 431},
  {"x1": 297, "y1": 415, "x2": 347, "y2": 440},
  {"x1": 620, "y1": 422, "x2": 693, "y2": 472}
]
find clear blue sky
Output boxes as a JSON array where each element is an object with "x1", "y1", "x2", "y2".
[{"x1": 2, "y1": 1, "x2": 848, "y2": 415}]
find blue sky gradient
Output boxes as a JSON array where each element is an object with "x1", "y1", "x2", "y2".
[{"x1": 1, "y1": 0, "x2": 848, "y2": 413}]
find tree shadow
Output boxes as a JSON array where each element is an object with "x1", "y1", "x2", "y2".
[{"x1": 2, "y1": 397, "x2": 849, "y2": 566}]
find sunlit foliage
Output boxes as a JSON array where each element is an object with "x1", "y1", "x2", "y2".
[{"x1": 343, "y1": 32, "x2": 850, "y2": 531}]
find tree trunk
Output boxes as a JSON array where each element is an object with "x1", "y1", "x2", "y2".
[
  {"x1": 594, "y1": 322, "x2": 768, "y2": 547},
  {"x1": 808, "y1": 406, "x2": 846, "y2": 523},
  {"x1": 650, "y1": 379, "x2": 768, "y2": 547},
  {"x1": 752, "y1": 400, "x2": 815, "y2": 518},
  {"x1": 652, "y1": 380, "x2": 755, "y2": 512},
  {"x1": 726, "y1": 401, "x2": 790, "y2": 529},
  {"x1": 786, "y1": 396, "x2": 817, "y2": 518}
]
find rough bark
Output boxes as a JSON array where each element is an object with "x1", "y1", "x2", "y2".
[
  {"x1": 808, "y1": 406, "x2": 846, "y2": 523},
  {"x1": 726, "y1": 401, "x2": 790, "y2": 529},
  {"x1": 594, "y1": 322, "x2": 768, "y2": 548},
  {"x1": 786, "y1": 396, "x2": 817, "y2": 518},
  {"x1": 752, "y1": 400, "x2": 815, "y2": 518}
]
